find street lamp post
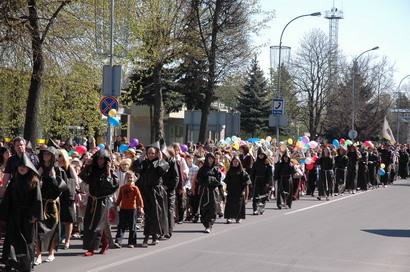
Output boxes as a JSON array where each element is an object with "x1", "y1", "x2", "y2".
[
  {"x1": 395, "y1": 74, "x2": 410, "y2": 142},
  {"x1": 276, "y1": 12, "x2": 321, "y2": 142},
  {"x1": 351, "y1": 46, "x2": 379, "y2": 138}
]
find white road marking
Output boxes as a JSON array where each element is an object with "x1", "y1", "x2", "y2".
[{"x1": 285, "y1": 190, "x2": 372, "y2": 215}]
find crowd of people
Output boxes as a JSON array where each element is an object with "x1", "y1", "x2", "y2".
[{"x1": 0, "y1": 135, "x2": 408, "y2": 272}]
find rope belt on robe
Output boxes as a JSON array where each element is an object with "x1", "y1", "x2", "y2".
[
  {"x1": 42, "y1": 198, "x2": 60, "y2": 222},
  {"x1": 88, "y1": 194, "x2": 110, "y2": 230}
]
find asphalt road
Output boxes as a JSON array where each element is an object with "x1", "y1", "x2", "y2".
[{"x1": 36, "y1": 179, "x2": 410, "y2": 272}]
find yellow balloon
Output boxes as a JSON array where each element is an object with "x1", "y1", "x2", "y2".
[
  {"x1": 266, "y1": 136, "x2": 272, "y2": 142},
  {"x1": 36, "y1": 139, "x2": 46, "y2": 144},
  {"x1": 260, "y1": 139, "x2": 265, "y2": 144},
  {"x1": 232, "y1": 143, "x2": 239, "y2": 150},
  {"x1": 108, "y1": 109, "x2": 117, "y2": 117},
  {"x1": 287, "y1": 138, "x2": 293, "y2": 145},
  {"x1": 380, "y1": 163, "x2": 385, "y2": 169}
]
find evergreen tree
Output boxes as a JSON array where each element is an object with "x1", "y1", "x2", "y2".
[{"x1": 237, "y1": 57, "x2": 271, "y2": 136}]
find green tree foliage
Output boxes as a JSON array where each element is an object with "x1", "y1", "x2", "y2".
[{"x1": 236, "y1": 57, "x2": 270, "y2": 136}]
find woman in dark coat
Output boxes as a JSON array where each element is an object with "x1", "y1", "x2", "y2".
[
  {"x1": 398, "y1": 146, "x2": 409, "y2": 179},
  {"x1": 224, "y1": 156, "x2": 251, "y2": 223},
  {"x1": 57, "y1": 149, "x2": 78, "y2": 249},
  {"x1": 162, "y1": 147, "x2": 179, "y2": 239},
  {"x1": 35, "y1": 147, "x2": 67, "y2": 265},
  {"x1": 357, "y1": 148, "x2": 369, "y2": 191},
  {"x1": 139, "y1": 146, "x2": 170, "y2": 247},
  {"x1": 0, "y1": 154, "x2": 43, "y2": 272},
  {"x1": 367, "y1": 147, "x2": 380, "y2": 188},
  {"x1": 197, "y1": 153, "x2": 222, "y2": 233},
  {"x1": 250, "y1": 148, "x2": 273, "y2": 215},
  {"x1": 79, "y1": 150, "x2": 118, "y2": 256},
  {"x1": 346, "y1": 145, "x2": 361, "y2": 194},
  {"x1": 316, "y1": 147, "x2": 334, "y2": 201},
  {"x1": 275, "y1": 153, "x2": 295, "y2": 208},
  {"x1": 334, "y1": 147, "x2": 348, "y2": 195}
]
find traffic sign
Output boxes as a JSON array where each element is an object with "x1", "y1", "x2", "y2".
[
  {"x1": 102, "y1": 65, "x2": 122, "y2": 96},
  {"x1": 348, "y1": 129, "x2": 358, "y2": 140},
  {"x1": 99, "y1": 96, "x2": 119, "y2": 117},
  {"x1": 272, "y1": 98, "x2": 284, "y2": 115}
]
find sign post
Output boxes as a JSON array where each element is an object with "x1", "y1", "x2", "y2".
[{"x1": 272, "y1": 98, "x2": 285, "y2": 142}]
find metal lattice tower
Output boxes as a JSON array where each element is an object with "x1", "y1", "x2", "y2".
[{"x1": 325, "y1": 5, "x2": 343, "y2": 79}]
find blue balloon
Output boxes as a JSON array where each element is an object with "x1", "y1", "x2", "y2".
[
  {"x1": 378, "y1": 168, "x2": 386, "y2": 176},
  {"x1": 332, "y1": 139, "x2": 340, "y2": 148},
  {"x1": 98, "y1": 143, "x2": 105, "y2": 149},
  {"x1": 119, "y1": 144, "x2": 128, "y2": 153},
  {"x1": 108, "y1": 117, "x2": 120, "y2": 127}
]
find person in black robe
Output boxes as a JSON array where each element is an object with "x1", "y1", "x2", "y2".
[
  {"x1": 197, "y1": 153, "x2": 222, "y2": 233},
  {"x1": 367, "y1": 147, "x2": 380, "y2": 188},
  {"x1": 274, "y1": 153, "x2": 296, "y2": 208},
  {"x1": 334, "y1": 147, "x2": 348, "y2": 195},
  {"x1": 239, "y1": 145, "x2": 253, "y2": 199},
  {"x1": 139, "y1": 145, "x2": 170, "y2": 246},
  {"x1": 79, "y1": 150, "x2": 119, "y2": 256},
  {"x1": 316, "y1": 147, "x2": 334, "y2": 201},
  {"x1": 0, "y1": 154, "x2": 43, "y2": 272},
  {"x1": 346, "y1": 145, "x2": 361, "y2": 194},
  {"x1": 162, "y1": 146, "x2": 179, "y2": 239},
  {"x1": 357, "y1": 148, "x2": 369, "y2": 191},
  {"x1": 398, "y1": 146, "x2": 409, "y2": 179},
  {"x1": 35, "y1": 147, "x2": 68, "y2": 265},
  {"x1": 379, "y1": 144, "x2": 393, "y2": 187},
  {"x1": 224, "y1": 156, "x2": 251, "y2": 223},
  {"x1": 250, "y1": 148, "x2": 273, "y2": 215}
]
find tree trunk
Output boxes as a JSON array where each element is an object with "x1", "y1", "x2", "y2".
[
  {"x1": 153, "y1": 63, "x2": 164, "y2": 141},
  {"x1": 24, "y1": 0, "x2": 44, "y2": 142},
  {"x1": 198, "y1": 0, "x2": 223, "y2": 144}
]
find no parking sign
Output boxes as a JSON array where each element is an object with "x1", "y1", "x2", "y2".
[{"x1": 99, "y1": 96, "x2": 119, "y2": 117}]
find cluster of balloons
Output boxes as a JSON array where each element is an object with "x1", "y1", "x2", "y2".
[{"x1": 108, "y1": 109, "x2": 121, "y2": 127}]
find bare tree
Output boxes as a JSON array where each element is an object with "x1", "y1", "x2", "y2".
[{"x1": 291, "y1": 29, "x2": 334, "y2": 138}]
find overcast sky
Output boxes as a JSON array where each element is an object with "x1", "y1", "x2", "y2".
[{"x1": 254, "y1": 0, "x2": 410, "y2": 89}]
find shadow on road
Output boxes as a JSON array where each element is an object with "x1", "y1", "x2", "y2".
[
  {"x1": 362, "y1": 229, "x2": 410, "y2": 237},
  {"x1": 172, "y1": 230, "x2": 207, "y2": 233}
]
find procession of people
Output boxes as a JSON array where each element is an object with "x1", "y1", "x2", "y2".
[{"x1": 0, "y1": 135, "x2": 408, "y2": 271}]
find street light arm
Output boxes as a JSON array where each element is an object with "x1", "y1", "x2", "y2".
[
  {"x1": 397, "y1": 74, "x2": 410, "y2": 92},
  {"x1": 354, "y1": 46, "x2": 379, "y2": 63},
  {"x1": 279, "y1": 13, "x2": 321, "y2": 48},
  {"x1": 277, "y1": 12, "x2": 321, "y2": 97}
]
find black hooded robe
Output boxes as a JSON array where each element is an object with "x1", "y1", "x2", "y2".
[
  {"x1": 80, "y1": 167, "x2": 118, "y2": 251},
  {"x1": 224, "y1": 169, "x2": 251, "y2": 220},
  {"x1": 0, "y1": 175, "x2": 43, "y2": 272},
  {"x1": 139, "y1": 158, "x2": 170, "y2": 237},
  {"x1": 197, "y1": 165, "x2": 222, "y2": 229},
  {"x1": 37, "y1": 167, "x2": 67, "y2": 253}
]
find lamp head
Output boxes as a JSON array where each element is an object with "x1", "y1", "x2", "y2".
[
  {"x1": 310, "y1": 12, "x2": 322, "y2": 16},
  {"x1": 371, "y1": 46, "x2": 379, "y2": 50}
]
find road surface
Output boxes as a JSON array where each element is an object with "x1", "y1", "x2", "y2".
[{"x1": 36, "y1": 180, "x2": 410, "y2": 272}]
